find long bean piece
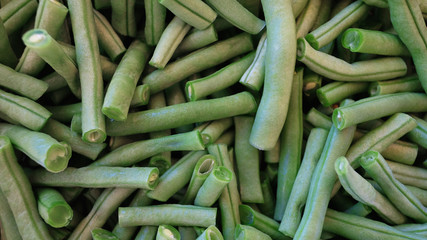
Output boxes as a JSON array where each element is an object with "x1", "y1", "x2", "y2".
[
  {"x1": 0, "y1": 188, "x2": 22, "y2": 240},
  {"x1": 0, "y1": 136, "x2": 53, "y2": 240},
  {"x1": 111, "y1": 0, "x2": 137, "y2": 37},
  {"x1": 250, "y1": 0, "x2": 296, "y2": 150},
  {"x1": 369, "y1": 75, "x2": 423, "y2": 96},
  {"x1": 67, "y1": 0, "x2": 106, "y2": 143},
  {"x1": 144, "y1": 0, "x2": 166, "y2": 46},
  {"x1": 0, "y1": 0, "x2": 37, "y2": 35},
  {"x1": 173, "y1": 25, "x2": 218, "y2": 57},
  {"x1": 239, "y1": 32, "x2": 266, "y2": 92},
  {"x1": 317, "y1": 81, "x2": 369, "y2": 107}
]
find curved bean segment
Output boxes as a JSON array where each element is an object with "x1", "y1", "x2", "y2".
[
  {"x1": 360, "y1": 151, "x2": 427, "y2": 222},
  {"x1": 250, "y1": 0, "x2": 296, "y2": 150},
  {"x1": 297, "y1": 38, "x2": 408, "y2": 81},
  {"x1": 332, "y1": 92, "x2": 427, "y2": 130},
  {"x1": 0, "y1": 136, "x2": 53, "y2": 240}
]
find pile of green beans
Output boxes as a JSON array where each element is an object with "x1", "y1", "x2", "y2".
[{"x1": 0, "y1": 0, "x2": 427, "y2": 240}]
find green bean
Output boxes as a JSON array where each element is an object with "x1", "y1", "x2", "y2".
[
  {"x1": 93, "y1": 0, "x2": 110, "y2": 9},
  {"x1": 0, "y1": 18, "x2": 17, "y2": 67},
  {"x1": 305, "y1": 0, "x2": 369, "y2": 49},
  {"x1": 335, "y1": 156, "x2": 407, "y2": 224},
  {"x1": 305, "y1": 108, "x2": 332, "y2": 129},
  {"x1": 388, "y1": 0, "x2": 427, "y2": 93},
  {"x1": 186, "y1": 52, "x2": 255, "y2": 101},
  {"x1": 23, "y1": 29, "x2": 81, "y2": 98},
  {"x1": 0, "y1": 136, "x2": 53, "y2": 240},
  {"x1": 250, "y1": 0, "x2": 296, "y2": 150},
  {"x1": 93, "y1": 10, "x2": 126, "y2": 62},
  {"x1": 394, "y1": 223, "x2": 427, "y2": 237},
  {"x1": 342, "y1": 28, "x2": 410, "y2": 56},
  {"x1": 195, "y1": 118, "x2": 233, "y2": 145},
  {"x1": 214, "y1": 129, "x2": 235, "y2": 145},
  {"x1": 381, "y1": 140, "x2": 418, "y2": 165},
  {"x1": 297, "y1": 38, "x2": 408, "y2": 81},
  {"x1": 93, "y1": 130, "x2": 204, "y2": 167},
  {"x1": 208, "y1": 144, "x2": 240, "y2": 240},
  {"x1": 360, "y1": 151, "x2": 427, "y2": 222},
  {"x1": 264, "y1": 140, "x2": 280, "y2": 164},
  {"x1": 135, "y1": 226, "x2": 157, "y2": 240},
  {"x1": 70, "y1": 112, "x2": 82, "y2": 134},
  {"x1": 119, "y1": 204, "x2": 217, "y2": 227},
  {"x1": 239, "y1": 204, "x2": 289, "y2": 240},
  {"x1": 369, "y1": 75, "x2": 423, "y2": 96},
  {"x1": 194, "y1": 166, "x2": 232, "y2": 207},
  {"x1": 407, "y1": 115, "x2": 427, "y2": 148},
  {"x1": 106, "y1": 91, "x2": 256, "y2": 136},
  {"x1": 102, "y1": 40, "x2": 149, "y2": 121},
  {"x1": 239, "y1": 32, "x2": 266, "y2": 92},
  {"x1": 394, "y1": 173, "x2": 427, "y2": 190},
  {"x1": 91, "y1": 228, "x2": 119, "y2": 240},
  {"x1": 68, "y1": 188, "x2": 136, "y2": 240},
  {"x1": 16, "y1": 0, "x2": 68, "y2": 76},
  {"x1": 279, "y1": 128, "x2": 329, "y2": 237},
  {"x1": 179, "y1": 227, "x2": 197, "y2": 240},
  {"x1": 317, "y1": 82, "x2": 369, "y2": 107},
  {"x1": 205, "y1": 0, "x2": 265, "y2": 34},
  {"x1": 196, "y1": 225, "x2": 223, "y2": 240},
  {"x1": 386, "y1": 160, "x2": 427, "y2": 189},
  {"x1": 0, "y1": 123, "x2": 71, "y2": 173},
  {"x1": 323, "y1": 208, "x2": 425, "y2": 240},
  {"x1": 173, "y1": 25, "x2": 218, "y2": 57},
  {"x1": 257, "y1": 173, "x2": 276, "y2": 218},
  {"x1": 67, "y1": 0, "x2": 106, "y2": 144},
  {"x1": 155, "y1": 225, "x2": 180, "y2": 240},
  {"x1": 143, "y1": 33, "x2": 253, "y2": 94},
  {"x1": 296, "y1": 0, "x2": 322, "y2": 39},
  {"x1": 294, "y1": 103, "x2": 356, "y2": 240},
  {"x1": 159, "y1": 0, "x2": 217, "y2": 30},
  {"x1": 29, "y1": 166, "x2": 159, "y2": 189},
  {"x1": 0, "y1": 188, "x2": 22, "y2": 240},
  {"x1": 344, "y1": 202, "x2": 372, "y2": 217},
  {"x1": 332, "y1": 92, "x2": 427, "y2": 130},
  {"x1": 111, "y1": 0, "x2": 136, "y2": 37},
  {"x1": 164, "y1": 83, "x2": 194, "y2": 133},
  {"x1": 130, "y1": 84, "x2": 151, "y2": 107},
  {"x1": 235, "y1": 224, "x2": 272, "y2": 240},
  {"x1": 144, "y1": 0, "x2": 166, "y2": 46},
  {"x1": 147, "y1": 151, "x2": 206, "y2": 201},
  {"x1": 275, "y1": 68, "x2": 304, "y2": 220},
  {"x1": 36, "y1": 188, "x2": 73, "y2": 228},
  {"x1": 0, "y1": 0, "x2": 37, "y2": 35},
  {"x1": 181, "y1": 155, "x2": 216, "y2": 204},
  {"x1": 311, "y1": 0, "x2": 332, "y2": 30}
]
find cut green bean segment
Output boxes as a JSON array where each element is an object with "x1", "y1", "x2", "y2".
[
  {"x1": 279, "y1": 128, "x2": 329, "y2": 237},
  {"x1": 147, "y1": 151, "x2": 206, "y2": 201},
  {"x1": 174, "y1": 25, "x2": 218, "y2": 57},
  {"x1": 195, "y1": 225, "x2": 223, "y2": 240},
  {"x1": 36, "y1": 188, "x2": 73, "y2": 228},
  {"x1": 93, "y1": 130, "x2": 204, "y2": 167},
  {"x1": 297, "y1": 38, "x2": 408, "y2": 81},
  {"x1": 344, "y1": 202, "x2": 372, "y2": 217},
  {"x1": 143, "y1": 33, "x2": 253, "y2": 94},
  {"x1": 0, "y1": 18, "x2": 17, "y2": 68},
  {"x1": 135, "y1": 226, "x2": 157, "y2": 240},
  {"x1": 317, "y1": 82, "x2": 369, "y2": 107},
  {"x1": 179, "y1": 226, "x2": 197, "y2": 240},
  {"x1": 386, "y1": 160, "x2": 427, "y2": 189},
  {"x1": 235, "y1": 224, "x2": 272, "y2": 240},
  {"x1": 111, "y1": 0, "x2": 136, "y2": 37},
  {"x1": 205, "y1": 0, "x2": 265, "y2": 34},
  {"x1": 144, "y1": 0, "x2": 166, "y2": 46},
  {"x1": 69, "y1": 188, "x2": 135, "y2": 240},
  {"x1": 186, "y1": 52, "x2": 255, "y2": 101},
  {"x1": 275, "y1": 68, "x2": 303, "y2": 220},
  {"x1": 0, "y1": 123, "x2": 71, "y2": 173},
  {"x1": 295, "y1": 0, "x2": 322, "y2": 39},
  {"x1": 381, "y1": 140, "x2": 418, "y2": 165},
  {"x1": 342, "y1": 28, "x2": 410, "y2": 56},
  {"x1": 181, "y1": 154, "x2": 216, "y2": 204},
  {"x1": 370, "y1": 75, "x2": 423, "y2": 96},
  {"x1": 157, "y1": 225, "x2": 181, "y2": 240},
  {"x1": 70, "y1": 112, "x2": 82, "y2": 134},
  {"x1": 131, "y1": 84, "x2": 151, "y2": 107},
  {"x1": 393, "y1": 173, "x2": 427, "y2": 190},
  {"x1": 239, "y1": 32, "x2": 266, "y2": 92},
  {"x1": 360, "y1": 151, "x2": 427, "y2": 222},
  {"x1": 93, "y1": 10, "x2": 126, "y2": 62},
  {"x1": 0, "y1": 63, "x2": 48, "y2": 100},
  {"x1": 0, "y1": 136, "x2": 53, "y2": 240},
  {"x1": 264, "y1": 140, "x2": 280, "y2": 164},
  {"x1": 305, "y1": 0, "x2": 369, "y2": 49},
  {"x1": 294, "y1": 111, "x2": 356, "y2": 240},
  {"x1": 292, "y1": 0, "x2": 309, "y2": 17},
  {"x1": 0, "y1": 188, "x2": 22, "y2": 240},
  {"x1": 102, "y1": 40, "x2": 149, "y2": 121},
  {"x1": 159, "y1": 0, "x2": 217, "y2": 30},
  {"x1": 407, "y1": 116, "x2": 427, "y2": 148},
  {"x1": 0, "y1": 0, "x2": 37, "y2": 35},
  {"x1": 258, "y1": 173, "x2": 276, "y2": 219},
  {"x1": 239, "y1": 204, "x2": 289, "y2": 240},
  {"x1": 29, "y1": 166, "x2": 159, "y2": 189},
  {"x1": 195, "y1": 118, "x2": 233, "y2": 145},
  {"x1": 150, "y1": 17, "x2": 191, "y2": 69},
  {"x1": 335, "y1": 156, "x2": 407, "y2": 224},
  {"x1": 323, "y1": 209, "x2": 425, "y2": 240},
  {"x1": 305, "y1": 108, "x2": 332, "y2": 129},
  {"x1": 106, "y1": 92, "x2": 256, "y2": 136},
  {"x1": 91, "y1": 228, "x2": 119, "y2": 240},
  {"x1": 394, "y1": 223, "x2": 427, "y2": 237},
  {"x1": 388, "y1": 0, "x2": 427, "y2": 94},
  {"x1": 119, "y1": 204, "x2": 217, "y2": 227},
  {"x1": 23, "y1": 29, "x2": 81, "y2": 98},
  {"x1": 250, "y1": 0, "x2": 296, "y2": 150},
  {"x1": 332, "y1": 92, "x2": 427, "y2": 130},
  {"x1": 195, "y1": 166, "x2": 232, "y2": 207},
  {"x1": 67, "y1": 0, "x2": 106, "y2": 144},
  {"x1": 0, "y1": 88, "x2": 51, "y2": 131}
]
